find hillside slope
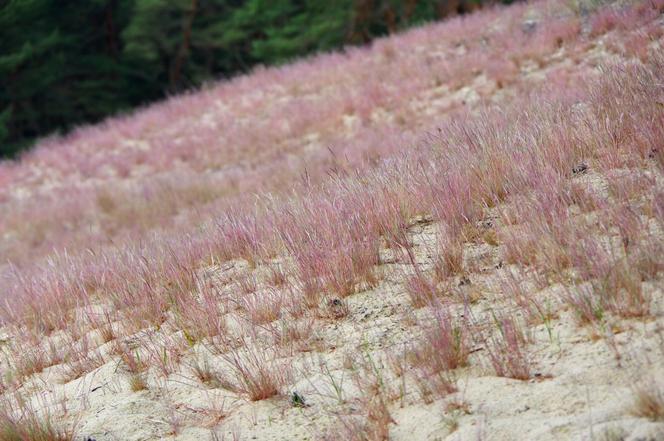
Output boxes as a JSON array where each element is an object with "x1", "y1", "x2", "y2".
[{"x1": 1, "y1": 0, "x2": 664, "y2": 440}]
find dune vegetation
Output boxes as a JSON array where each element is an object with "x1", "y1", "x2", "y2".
[{"x1": 1, "y1": 0, "x2": 664, "y2": 439}]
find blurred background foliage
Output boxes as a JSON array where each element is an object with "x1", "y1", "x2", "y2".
[{"x1": 0, "y1": 0, "x2": 501, "y2": 158}]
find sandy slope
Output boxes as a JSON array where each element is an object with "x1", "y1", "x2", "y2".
[
  {"x1": 7, "y1": 186, "x2": 664, "y2": 440},
  {"x1": 1, "y1": 1, "x2": 664, "y2": 440}
]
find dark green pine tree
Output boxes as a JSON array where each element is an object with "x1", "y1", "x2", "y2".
[
  {"x1": 0, "y1": 0, "x2": 137, "y2": 157},
  {"x1": 234, "y1": 0, "x2": 354, "y2": 65},
  {"x1": 122, "y1": 0, "x2": 246, "y2": 92}
]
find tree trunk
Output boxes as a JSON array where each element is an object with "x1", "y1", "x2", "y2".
[
  {"x1": 349, "y1": 0, "x2": 374, "y2": 44},
  {"x1": 383, "y1": 4, "x2": 397, "y2": 33},
  {"x1": 404, "y1": 0, "x2": 419, "y2": 22},
  {"x1": 104, "y1": 0, "x2": 119, "y2": 57},
  {"x1": 169, "y1": 0, "x2": 198, "y2": 91}
]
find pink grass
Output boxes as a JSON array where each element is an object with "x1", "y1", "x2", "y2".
[
  {"x1": 0, "y1": 3, "x2": 661, "y2": 422},
  {"x1": 482, "y1": 315, "x2": 532, "y2": 380},
  {"x1": 221, "y1": 339, "x2": 292, "y2": 401}
]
